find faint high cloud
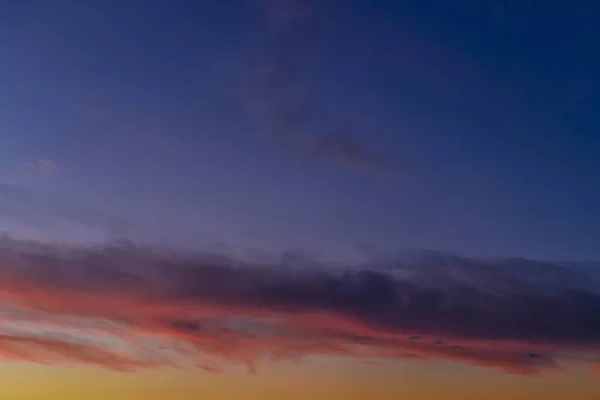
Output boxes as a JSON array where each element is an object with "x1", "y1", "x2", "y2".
[
  {"x1": 20, "y1": 159, "x2": 58, "y2": 176},
  {"x1": 240, "y1": 0, "x2": 401, "y2": 177},
  {"x1": 263, "y1": 0, "x2": 311, "y2": 30},
  {"x1": 36, "y1": 159, "x2": 57, "y2": 174},
  {"x1": 0, "y1": 237, "x2": 598, "y2": 375},
  {"x1": 0, "y1": 184, "x2": 125, "y2": 234}
]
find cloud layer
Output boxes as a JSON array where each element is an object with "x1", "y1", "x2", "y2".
[{"x1": 0, "y1": 236, "x2": 598, "y2": 375}]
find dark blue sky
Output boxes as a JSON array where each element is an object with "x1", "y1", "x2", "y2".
[{"x1": 0, "y1": 0, "x2": 599, "y2": 261}]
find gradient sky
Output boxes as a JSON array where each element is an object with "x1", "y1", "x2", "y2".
[
  {"x1": 0, "y1": 0, "x2": 600, "y2": 398},
  {"x1": 1, "y1": 0, "x2": 600, "y2": 260}
]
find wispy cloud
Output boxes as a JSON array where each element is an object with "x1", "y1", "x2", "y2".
[
  {"x1": 18, "y1": 159, "x2": 58, "y2": 177},
  {"x1": 240, "y1": 0, "x2": 401, "y2": 177},
  {"x1": 0, "y1": 237, "x2": 597, "y2": 375},
  {"x1": 0, "y1": 184, "x2": 125, "y2": 235}
]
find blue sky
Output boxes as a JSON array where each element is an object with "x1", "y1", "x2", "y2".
[{"x1": 1, "y1": 0, "x2": 599, "y2": 261}]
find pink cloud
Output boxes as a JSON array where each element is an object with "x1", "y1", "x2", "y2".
[{"x1": 0, "y1": 238, "x2": 596, "y2": 375}]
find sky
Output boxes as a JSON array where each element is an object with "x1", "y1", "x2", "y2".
[{"x1": 0, "y1": 0, "x2": 599, "y2": 398}]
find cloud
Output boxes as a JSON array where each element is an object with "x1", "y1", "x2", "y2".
[
  {"x1": 0, "y1": 333, "x2": 158, "y2": 371},
  {"x1": 263, "y1": 0, "x2": 311, "y2": 30},
  {"x1": 362, "y1": 360, "x2": 383, "y2": 366},
  {"x1": 0, "y1": 237, "x2": 597, "y2": 375},
  {"x1": 19, "y1": 159, "x2": 58, "y2": 176},
  {"x1": 299, "y1": 132, "x2": 401, "y2": 178},
  {"x1": 0, "y1": 184, "x2": 126, "y2": 235},
  {"x1": 37, "y1": 159, "x2": 57, "y2": 172},
  {"x1": 240, "y1": 0, "x2": 401, "y2": 177}
]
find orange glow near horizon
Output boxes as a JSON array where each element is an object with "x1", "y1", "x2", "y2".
[{"x1": 0, "y1": 359, "x2": 598, "y2": 400}]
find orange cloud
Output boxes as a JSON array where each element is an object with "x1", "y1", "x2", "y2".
[{"x1": 362, "y1": 360, "x2": 383, "y2": 366}]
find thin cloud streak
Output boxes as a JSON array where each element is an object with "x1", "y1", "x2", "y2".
[
  {"x1": 240, "y1": 0, "x2": 402, "y2": 177},
  {"x1": 0, "y1": 238, "x2": 598, "y2": 374}
]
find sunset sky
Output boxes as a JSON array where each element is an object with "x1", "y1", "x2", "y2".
[{"x1": 0, "y1": 0, "x2": 599, "y2": 399}]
